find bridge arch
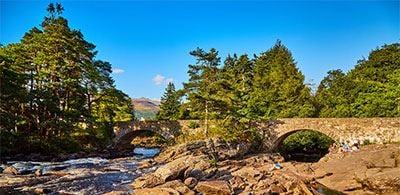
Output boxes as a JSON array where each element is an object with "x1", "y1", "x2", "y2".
[
  {"x1": 113, "y1": 120, "x2": 182, "y2": 146},
  {"x1": 271, "y1": 128, "x2": 337, "y2": 152},
  {"x1": 113, "y1": 129, "x2": 167, "y2": 149}
]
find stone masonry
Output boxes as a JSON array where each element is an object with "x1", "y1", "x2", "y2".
[{"x1": 113, "y1": 118, "x2": 400, "y2": 150}]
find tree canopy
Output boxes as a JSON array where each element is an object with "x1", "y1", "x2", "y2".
[
  {"x1": 157, "y1": 82, "x2": 181, "y2": 120},
  {"x1": 0, "y1": 3, "x2": 134, "y2": 155},
  {"x1": 316, "y1": 43, "x2": 400, "y2": 117},
  {"x1": 171, "y1": 41, "x2": 399, "y2": 145}
]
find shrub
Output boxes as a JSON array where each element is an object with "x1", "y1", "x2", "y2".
[
  {"x1": 277, "y1": 130, "x2": 334, "y2": 161},
  {"x1": 188, "y1": 121, "x2": 200, "y2": 129},
  {"x1": 362, "y1": 139, "x2": 372, "y2": 145}
]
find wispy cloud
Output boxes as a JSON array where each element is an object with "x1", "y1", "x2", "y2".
[
  {"x1": 153, "y1": 74, "x2": 173, "y2": 85},
  {"x1": 153, "y1": 74, "x2": 165, "y2": 85},
  {"x1": 112, "y1": 68, "x2": 125, "y2": 74}
]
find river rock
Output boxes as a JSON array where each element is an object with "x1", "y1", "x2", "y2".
[
  {"x1": 133, "y1": 187, "x2": 180, "y2": 195},
  {"x1": 293, "y1": 182, "x2": 313, "y2": 195},
  {"x1": 103, "y1": 191, "x2": 130, "y2": 195},
  {"x1": 138, "y1": 159, "x2": 156, "y2": 169},
  {"x1": 154, "y1": 155, "x2": 210, "y2": 181},
  {"x1": 3, "y1": 166, "x2": 19, "y2": 175},
  {"x1": 184, "y1": 158, "x2": 213, "y2": 179},
  {"x1": 310, "y1": 144, "x2": 400, "y2": 194},
  {"x1": 158, "y1": 180, "x2": 195, "y2": 195},
  {"x1": 194, "y1": 180, "x2": 233, "y2": 195},
  {"x1": 232, "y1": 167, "x2": 263, "y2": 182},
  {"x1": 268, "y1": 184, "x2": 285, "y2": 194},
  {"x1": 130, "y1": 173, "x2": 164, "y2": 188},
  {"x1": 359, "y1": 167, "x2": 400, "y2": 192},
  {"x1": 154, "y1": 140, "x2": 206, "y2": 163},
  {"x1": 34, "y1": 169, "x2": 43, "y2": 176},
  {"x1": 155, "y1": 138, "x2": 250, "y2": 163},
  {"x1": 229, "y1": 176, "x2": 246, "y2": 192},
  {"x1": 34, "y1": 188, "x2": 52, "y2": 194},
  {"x1": 184, "y1": 177, "x2": 198, "y2": 188}
]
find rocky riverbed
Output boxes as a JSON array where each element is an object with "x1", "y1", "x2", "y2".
[
  {"x1": 1, "y1": 139, "x2": 399, "y2": 194},
  {"x1": 129, "y1": 139, "x2": 400, "y2": 195},
  {"x1": 307, "y1": 144, "x2": 400, "y2": 194},
  {"x1": 0, "y1": 148, "x2": 160, "y2": 194},
  {"x1": 130, "y1": 138, "x2": 326, "y2": 195}
]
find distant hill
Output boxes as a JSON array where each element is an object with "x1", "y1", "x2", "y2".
[{"x1": 132, "y1": 98, "x2": 160, "y2": 120}]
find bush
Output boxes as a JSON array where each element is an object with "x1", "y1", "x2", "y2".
[
  {"x1": 153, "y1": 134, "x2": 168, "y2": 144},
  {"x1": 0, "y1": 131, "x2": 18, "y2": 156},
  {"x1": 278, "y1": 130, "x2": 334, "y2": 161},
  {"x1": 188, "y1": 121, "x2": 200, "y2": 129},
  {"x1": 362, "y1": 139, "x2": 372, "y2": 145}
]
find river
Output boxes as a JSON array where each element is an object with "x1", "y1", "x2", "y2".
[{"x1": 0, "y1": 148, "x2": 160, "y2": 194}]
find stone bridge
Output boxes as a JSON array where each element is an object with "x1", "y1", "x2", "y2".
[{"x1": 113, "y1": 118, "x2": 400, "y2": 150}]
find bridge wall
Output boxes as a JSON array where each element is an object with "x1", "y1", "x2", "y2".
[
  {"x1": 113, "y1": 118, "x2": 400, "y2": 150},
  {"x1": 262, "y1": 118, "x2": 400, "y2": 150}
]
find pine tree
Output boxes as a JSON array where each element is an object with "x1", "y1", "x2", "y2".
[
  {"x1": 248, "y1": 40, "x2": 316, "y2": 118},
  {"x1": 183, "y1": 48, "x2": 225, "y2": 135},
  {"x1": 0, "y1": 44, "x2": 30, "y2": 154},
  {"x1": 0, "y1": 3, "x2": 135, "y2": 154},
  {"x1": 216, "y1": 54, "x2": 256, "y2": 142},
  {"x1": 157, "y1": 82, "x2": 181, "y2": 120},
  {"x1": 315, "y1": 69, "x2": 351, "y2": 117}
]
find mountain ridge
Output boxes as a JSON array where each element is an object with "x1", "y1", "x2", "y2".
[{"x1": 132, "y1": 97, "x2": 160, "y2": 119}]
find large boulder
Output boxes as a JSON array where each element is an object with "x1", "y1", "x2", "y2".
[
  {"x1": 132, "y1": 188, "x2": 180, "y2": 195},
  {"x1": 131, "y1": 154, "x2": 211, "y2": 189},
  {"x1": 311, "y1": 144, "x2": 400, "y2": 194},
  {"x1": 155, "y1": 138, "x2": 249, "y2": 163},
  {"x1": 232, "y1": 167, "x2": 263, "y2": 182},
  {"x1": 3, "y1": 166, "x2": 19, "y2": 175},
  {"x1": 130, "y1": 174, "x2": 164, "y2": 189},
  {"x1": 154, "y1": 155, "x2": 210, "y2": 181},
  {"x1": 194, "y1": 180, "x2": 233, "y2": 195},
  {"x1": 158, "y1": 180, "x2": 195, "y2": 195},
  {"x1": 184, "y1": 177, "x2": 198, "y2": 189}
]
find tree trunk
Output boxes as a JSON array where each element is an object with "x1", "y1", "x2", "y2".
[{"x1": 205, "y1": 100, "x2": 208, "y2": 137}]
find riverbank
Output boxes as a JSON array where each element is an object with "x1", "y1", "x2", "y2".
[
  {"x1": 303, "y1": 144, "x2": 400, "y2": 194},
  {"x1": 1, "y1": 149, "x2": 133, "y2": 163},
  {"x1": 1, "y1": 139, "x2": 399, "y2": 194},
  {"x1": 0, "y1": 148, "x2": 160, "y2": 194},
  {"x1": 129, "y1": 138, "x2": 326, "y2": 194},
  {"x1": 129, "y1": 139, "x2": 400, "y2": 194},
  {"x1": 1, "y1": 138, "x2": 164, "y2": 163}
]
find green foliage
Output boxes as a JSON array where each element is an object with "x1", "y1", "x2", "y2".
[
  {"x1": 248, "y1": 40, "x2": 316, "y2": 118},
  {"x1": 135, "y1": 110, "x2": 157, "y2": 120},
  {"x1": 177, "y1": 41, "x2": 397, "y2": 149},
  {"x1": 209, "y1": 157, "x2": 218, "y2": 167},
  {"x1": 182, "y1": 48, "x2": 227, "y2": 136},
  {"x1": 179, "y1": 41, "x2": 318, "y2": 147},
  {"x1": 316, "y1": 43, "x2": 400, "y2": 117},
  {"x1": 157, "y1": 82, "x2": 181, "y2": 120},
  {"x1": 278, "y1": 130, "x2": 334, "y2": 161},
  {"x1": 279, "y1": 130, "x2": 334, "y2": 152},
  {"x1": 0, "y1": 3, "x2": 134, "y2": 156},
  {"x1": 153, "y1": 134, "x2": 168, "y2": 144},
  {"x1": 188, "y1": 121, "x2": 200, "y2": 129},
  {"x1": 362, "y1": 139, "x2": 373, "y2": 145}
]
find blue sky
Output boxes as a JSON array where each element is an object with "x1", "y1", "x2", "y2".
[{"x1": 1, "y1": 1, "x2": 399, "y2": 100}]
